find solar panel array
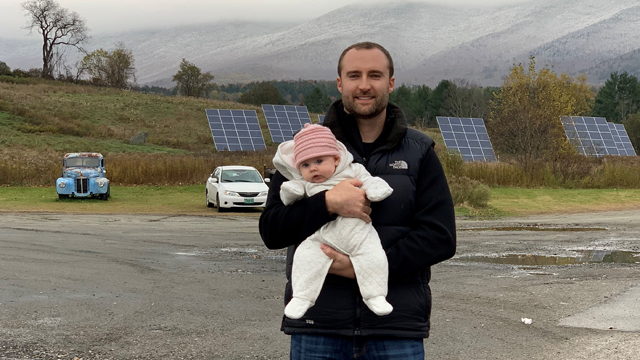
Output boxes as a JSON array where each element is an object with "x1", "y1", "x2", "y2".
[
  {"x1": 205, "y1": 109, "x2": 266, "y2": 151},
  {"x1": 318, "y1": 115, "x2": 325, "y2": 124},
  {"x1": 608, "y1": 122, "x2": 637, "y2": 156},
  {"x1": 262, "y1": 105, "x2": 311, "y2": 143},
  {"x1": 561, "y1": 116, "x2": 619, "y2": 156},
  {"x1": 436, "y1": 117, "x2": 496, "y2": 162}
]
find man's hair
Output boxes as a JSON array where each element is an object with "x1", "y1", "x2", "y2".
[{"x1": 337, "y1": 42, "x2": 394, "y2": 78}]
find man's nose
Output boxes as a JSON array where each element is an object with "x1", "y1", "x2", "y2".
[{"x1": 358, "y1": 76, "x2": 371, "y2": 91}]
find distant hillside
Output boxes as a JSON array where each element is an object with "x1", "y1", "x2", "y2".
[
  {"x1": 0, "y1": 77, "x2": 271, "y2": 156},
  {"x1": 2, "y1": 0, "x2": 639, "y2": 87}
]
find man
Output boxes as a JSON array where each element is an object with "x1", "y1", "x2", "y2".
[{"x1": 259, "y1": 42, "x2": 456, "y2": 359}]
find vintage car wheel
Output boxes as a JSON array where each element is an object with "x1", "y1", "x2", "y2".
[
  {"x1": 99, "y1": 185, "x2": 110, "y2": 201},
  {"x1": 206, "y1": 190, "x2": 214, "y2": 208},
  {"x1": 58, "y1": 194, "x2": 69, "y2": 200},
  {"x1": 216, "y1": 193, "x2": 226, "y2": 212}
]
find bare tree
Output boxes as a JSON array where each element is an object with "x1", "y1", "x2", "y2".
[
  {"x1": 22, "y1": 0, "x2": 89, "y2": 79},
  {"x1": 442, "y1": 79, "x2": 488, "y2": 118}
]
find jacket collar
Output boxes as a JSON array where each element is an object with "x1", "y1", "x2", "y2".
[{"x1": 323, "y1": 100, "x2": 408, "y2": 154}]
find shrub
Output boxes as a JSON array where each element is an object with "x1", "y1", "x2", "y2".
[{"x1": 447, "y1": 175, "x2": 491, "y2": 208}]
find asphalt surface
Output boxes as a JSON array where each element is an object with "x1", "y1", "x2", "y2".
[{"x1": 0, "y1": 211, "x2": 639, "y2": 359}]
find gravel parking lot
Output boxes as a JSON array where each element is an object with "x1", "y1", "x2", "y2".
[{"x1": 1, "y1": 211, "x2": 639, "y2": 359}]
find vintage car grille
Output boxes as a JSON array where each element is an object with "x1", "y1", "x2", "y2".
[
  {"x1": 75, "y1": 178, "x2": 89, "y2": 194},
  {"x1": 238, "y1": 192, "x2": 260, "y2": 197}
]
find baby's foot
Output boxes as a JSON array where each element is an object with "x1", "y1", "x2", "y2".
[
  {"x1": 364, "y1": 296, "x2": 393, "y2": 316},
  {"x1": 284, "y1": 298, "x2": 314, "y2": 319}
]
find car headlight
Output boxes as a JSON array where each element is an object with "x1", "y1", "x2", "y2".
[
  {"x1": 258, "y1": 191, "x2": 268, "y2": 197},
  {"x1": 58, "y1": 182, "x2": 66, "y2": 188},
  {"x1": 224, "y1": 190, "x2": 240, "y2": 197},
  {"x1": 97, "y1": 179, "x2": 105, "y2": 188}
]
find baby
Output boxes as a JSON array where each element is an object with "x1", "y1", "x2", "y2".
[{"x1": 272, "y1": 123, "x2": 394, "y2": 319}]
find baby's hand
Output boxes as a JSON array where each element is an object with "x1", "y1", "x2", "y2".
[{"x1": 280, "y1": 181, "x2": 305, "y2": 205}]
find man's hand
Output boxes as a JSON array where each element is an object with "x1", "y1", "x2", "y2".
[
  {"x1": 321, "y1": 244, "x2": 355, "y2": 279},
  {"x1": 325, "y1": 179, "x2": 372, "y2": 222}
]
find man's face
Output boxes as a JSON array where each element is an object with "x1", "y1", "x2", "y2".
[
  {"x1": 298, "y1": 155, "x2": 340, "y2": 183},
  {"x1": 337, "y1": 48, "x2": 395, "y2": 120}
]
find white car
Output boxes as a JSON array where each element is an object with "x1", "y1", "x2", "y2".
[{"x1": 206, "y1": 165, "x2": 270, "y2": 212}]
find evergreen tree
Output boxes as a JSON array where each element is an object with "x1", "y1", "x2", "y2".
[
  {"x1": 409, "y1": 85, "x2": 433, "y2": 126},
  {"x1": 389, "y1": 84, "x2": 415, "y2": 123},
  {"x1": 593, "y1": 71, "x2": 640, "y2": 123},
  {"x1": 304, "y1": 87, "x2": 332, "y2": 113},
  {"x1": 623, "y1": 114, "x2": 640, "y2": 154},
  {"x1": 429, "y1": 80, "x2": 453, "y2": 120}
]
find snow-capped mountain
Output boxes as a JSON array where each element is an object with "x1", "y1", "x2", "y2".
[{"x1": 1, "y1": 0, "x2": 639, "y2": 87}]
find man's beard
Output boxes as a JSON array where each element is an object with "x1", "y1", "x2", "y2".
[{"x1": 342, "y1": 92, "x2": 388, "y2": 119}]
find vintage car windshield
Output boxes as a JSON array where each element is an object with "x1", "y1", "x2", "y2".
[
  {"x1": 220, "y1": 170, "x2": 263, "y2": 183},
  {"x1": 66, "y1": 157, "x2": 101, "y2": 168}
]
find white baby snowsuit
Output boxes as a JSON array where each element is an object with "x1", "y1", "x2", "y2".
[{"x1": 273, "y1": 139, "x2": 394, "y2": 319}]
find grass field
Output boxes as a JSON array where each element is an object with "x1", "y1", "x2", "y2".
[{"x1": 2, "y1": 186, "x2": 640, "y2": 218}]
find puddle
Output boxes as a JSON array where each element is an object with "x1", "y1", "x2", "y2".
[
  {"x1": 220, "y1": 248, "x2": 258, "y2": 253},
  {"x1": 462, "y1": 226, "x2": 607, "y2": 232},
  {"x1": 458, "y1": 250, "x2": 640, "y2": 266}
]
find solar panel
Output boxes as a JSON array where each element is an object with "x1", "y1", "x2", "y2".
[
  {"x1": 318, "y1": 115, "x2": 325, "y2": 124},
  {"x1": 436, "y1": 117, "x2": 496, "y2": 162},
  {"x1": 262, "y1": 105, "x2": 311, "y2": 143},
  {"x1": 205, "y1": 109, "x2": 266, "y2": 151},
  {"x1": 562, "y1": 116, "x2": 619, "y2": 156},
  {"x1": 608, "y1": 122, "x2": 637, "y2": 156}
]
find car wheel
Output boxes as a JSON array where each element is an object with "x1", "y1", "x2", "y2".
[
  {"x1": 100, "y1": 185, "x2": 110, "y2": 201},
  {"x1": 216, "y1": 193, "x2": 225, "y2": 212},
  {"x1": 206, "y1": 190, "x2": 214, "y2": 208},
  {"x1": 58, "y1": 194, "x2": 69, "y2": 200}
]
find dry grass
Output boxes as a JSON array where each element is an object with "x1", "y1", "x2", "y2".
[{"x1": 0, "y1": 148, "x2": 277, "y2": 186}]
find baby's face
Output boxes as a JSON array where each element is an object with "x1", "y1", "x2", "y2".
[{"x1": 299, "y1": 155, "x2": 340, "y2": 183}]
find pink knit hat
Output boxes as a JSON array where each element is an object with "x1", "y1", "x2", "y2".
[{"x1": 293, "y1": 123, "x2": 340, "y2": 168}]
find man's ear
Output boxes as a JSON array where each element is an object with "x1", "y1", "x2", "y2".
[
  {"x1": 337, "y1": 77, "x2": 343, "y2": 94},
  {"x1": 388, "y1": 77, "x2": 395, "y2": 94}
]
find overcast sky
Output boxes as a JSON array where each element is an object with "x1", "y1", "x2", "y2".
[{"x1": 1, "y1": 0, "x2": 533, "y2": 40}]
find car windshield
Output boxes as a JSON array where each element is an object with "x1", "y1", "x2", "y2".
[
  {"x1": 220, "y1": 169, "x2": 263, "y2": 183},
  {"x1": 66, "y1": 157, "x2": 100, "y2": 167}
]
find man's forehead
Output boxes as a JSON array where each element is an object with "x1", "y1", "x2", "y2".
[{"x1": 341, "y1": 48, "x2": 389, "y2": 73}]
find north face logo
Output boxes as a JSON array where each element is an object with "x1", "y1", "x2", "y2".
[{"x1": 390, "y1": 160, "x2": 408, "y2": 170}]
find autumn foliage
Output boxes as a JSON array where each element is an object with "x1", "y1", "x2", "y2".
[{"x1": 487, "y1": 57, "x2": 594, "y2": 167}]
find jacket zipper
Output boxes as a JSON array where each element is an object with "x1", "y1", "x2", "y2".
[{"x1": 354, "y1": 293, "x2": 361, "y2": 336}]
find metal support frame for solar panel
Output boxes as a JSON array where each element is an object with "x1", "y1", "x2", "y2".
[
  {"x1": 262, "y1": 105, "x2": 311, "y2": 143},
  {"x1": 205, "y1": 109, "x2": 266, "y2": 151},
  {"x1": 561, "y1": 116, "x2": 618, "y2": 156},
  {"x1": 608, "y1": 122, "x2": 637, "y2": 156},
  {"x1": 436, "y1": 117, "x2": 496, "y2": 162},
  {"x1": 318, "y1": 115, "x2": 325, "y2": 124}
]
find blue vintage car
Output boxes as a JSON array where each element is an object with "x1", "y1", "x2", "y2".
[{"x1": 56, "y1": 153, "x2": 110, "y2": 200}]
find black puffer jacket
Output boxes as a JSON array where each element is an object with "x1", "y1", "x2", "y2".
[{"x1": 259, "y1": 100, "x2": 456, "y2": 338}]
